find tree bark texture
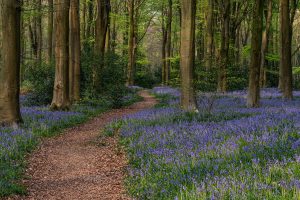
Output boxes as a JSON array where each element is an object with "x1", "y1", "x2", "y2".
[
  {"x1": 180, "y1": 0, "x2": 198, "y2": 111},
  {"x1": 260, "y1": 0, "x2": 272, "y2": 88},
  {"x1": 217, "y1": 0, "x2": 230, "y2": 93},
  {"x1": 0, "y1": 0, "x2": 22, "y2": 125},
  {"x1": 126, "y1": 0, "x2": 135, "y2": 86},
  {"x1": 93, "y1": 0, "x2": 110, "y2": 92},
  {"x1": 51, "y1": 0, "x2": 71, "y2": 110},
  {"x1": 47, "y1": 0, "x2": 54, "y2": 63},
  {"x1": 247, "y1": 0, "x2": 264, "y2": 107},
  {"x1": 69, "y1": 0, "x2": 81, "y2": 102},
  {"x1": 280, "y1": 0, "x2": 293, "y2": 99}
]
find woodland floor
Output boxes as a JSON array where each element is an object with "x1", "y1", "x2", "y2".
[{"x1": 7, "y1": 91, "x2": 157, "y2": 200}]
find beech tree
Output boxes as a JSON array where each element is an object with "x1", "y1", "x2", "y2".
[
  {"x1": 161, "y1": 0, "x2": 172, "y2": 85},
  {"x1": 93, "y1": 0, "x2": 110, "y2": 92},
  {"x1": 69, "y1": 0, "x2": 81, "y2": 102},
  {"x1": 161, "y1": 2, "x2": 167, "y2": 85},
  {"x1": 217, "y1": 0, "x2": 230, "y2": 93},
  {"x1": 260, "y1": 0, "x2": 273, "y2": 88},
  {"x1": 28, "y1": 0, "x2": 42, "y2": 64},
  {"x1": 47, "y1": 0, "x2": 54, "y2": 63},
  {"x1": 1, "y1": 0, "x2": 300, "y2": 116},
  {"x1": 0, "y1": 0, "x2": 22, "y2": 125},
  {"x1": 50, "y1": 0, "x2": 71, "y2": 110},
  {"x1": 280, "y1": 0, "x2": 293, "y2": 99},
  {"x1": 165, "y1": 0, "x2": 172, "y2": 85},
  {"x1": 204, "y1": 0, "x2": 214, "y2": 71},
  {"x1": 180, "y1": 0, "x2": 198, "y2": 112},
  {"x1": 126, "y1": 0, "x2": 135, "y2": 86},
  {"x1": 247, "y1": 0, "x2": 264, "y2": 107}
]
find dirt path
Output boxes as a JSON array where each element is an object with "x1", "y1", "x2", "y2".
[{"x1": 11, "y1": 91, "x2": 156, "y2": 200}]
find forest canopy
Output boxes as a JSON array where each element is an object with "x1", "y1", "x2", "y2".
[
  {"x1": 0, "y1": 0, "x2": 299, "y2": 122},
  {"x1": 3, "y1": 1, "x2": 300, "y2": 199}
]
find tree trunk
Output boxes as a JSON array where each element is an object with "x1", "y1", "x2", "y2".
[
  {"x1": 82, "y1": 0, "x2": 87, "y2": 42},
  {"x1": 217, "y1": 0, "x2": 230, "y2": 93},
  {"x1": 205, "y1": 0, "x2": 213, "y2": 70},
  {"x1": 105, "y1": 20, "x2": 111, "y2": 52},
  {"x1": 86, "y1": 0, "x2": 94, "y2": 40},
  {"x1": 93, "y1": 0, "x2": 110, "y2": 92},
  {"x1": 37, "y1": 0, "x2": 42, "y2": 63},
  {"x1": 50, "y1": 0, "x2": 71, "y2": 110},
  {"x1": 180, "y1": 0, "x2": 198, "y2": 112},
  {"x1": 165, "y1": 0, "x2": 172, "y2": 84},
  {"x1": 21, "y1": 11, "x2": 26, "y2": 82},
  {"x1": 47, "y1": 0, "x2": 54, "y2": 63},
  {"x1": 122, "y1": 1, "x2": 129, "y2": 57},
  {"x1": 0, "y1": 0, "x2": 22, "y2": 125},
  {"x1": 280, "y1": 0, "x2": 293, "y2": 99},
  {"x1": 29, "y1": 19, "x2": 38, "y2": 61},
  {"x1": 195, "y1": 4, "x2": 204, "y2": 64},
  {"x1": 161, "y1": 3, "x2": 167, "y2": 85},
  {"x1": 111, "y1": 9, "x2": 117, "y2": 53},
  {"x1": 247, "y1": 0, "x2": 264, "y2": 107},
  {"x1": 235, "y1": 26, "x2": 241, "y2": 67},
  {"x1": 28, "y1": 0, "x2": 42, "y2": 65},
  {"x1": 260, "y1": 0, "x2": 272, "y2": 88},
  {"x1": 126, "y1": 0, "x2": 135, "y2": 86},
  {"x1": 69, "y1": 0, "x2": 81, "y2": 102}
]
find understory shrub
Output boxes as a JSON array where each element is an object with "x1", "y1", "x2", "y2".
[
  {"x1": 101, "y1": 53, "x2": 128, "y2": 108},
  {"x1": 81, "y1": 50, "x2": 141, "y2": 108},
  {"x1": 22, "y1": 61, "x2": 55, "y2": 106}
]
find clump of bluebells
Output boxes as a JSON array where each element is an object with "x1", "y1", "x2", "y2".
[
  {"x1": 110, "y1": 87, "x2": 300, "y2": 199},
  {"x1": 0, "y1": 92, "x2": 139, "y2": 197}
]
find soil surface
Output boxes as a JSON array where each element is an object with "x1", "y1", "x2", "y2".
[{"x1": 9, "y1": 91, "x2": 156, "y2": 200}]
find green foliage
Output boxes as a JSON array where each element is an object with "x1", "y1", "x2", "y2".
[
  {"x1": 100, "y1": 53, "x2": 128, "y2": 108},
  {"x1": 81, "y1": 49, "x2": 140, "y2": 108},
  {"x1": 193, "y1": 61, "x2": 247, "y2": 92},
  {"x1": 134, "y1": 68, "x2": 161, "y2": 89},
  {"x1": 134, "y1": 52, "x2": 161, "y2": 88},
  {"x1": 153, "y1": 94, "x2": 177, "y2": 108},
  {"x1": 194, "y1": 63, "x2": 218, "y2": 92},
  {"x1": 168, "y1": 56, "x2": 181, "y2": 87},
  {"x1": 266, "y1": 53, "x2": 280, "y2": 62},
  {"x1": 242, "y1": 45, "x2": 251, "y2": 58},
  {"x1": 103, "y1": 120, "x2": 124, "y2": 137},
  {"x1": 22, "y1": 61, "x2": 55, "y2": 106},
  {"x1": 227, "y1": 64, "x2": 248, "y2": 91},
  {"x1": 293, "y1": 66, "x2": 300, "y2": 75},
  {"x1": 0, "y1": 162, "x2": 27, "y2": 197},
  {"x1": 80, "y1": 47, "x2": 96, "y2": 98}
]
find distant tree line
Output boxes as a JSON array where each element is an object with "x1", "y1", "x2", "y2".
[{"x1": 0, "y1": 0, "x2": 299, "y2": 125}]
